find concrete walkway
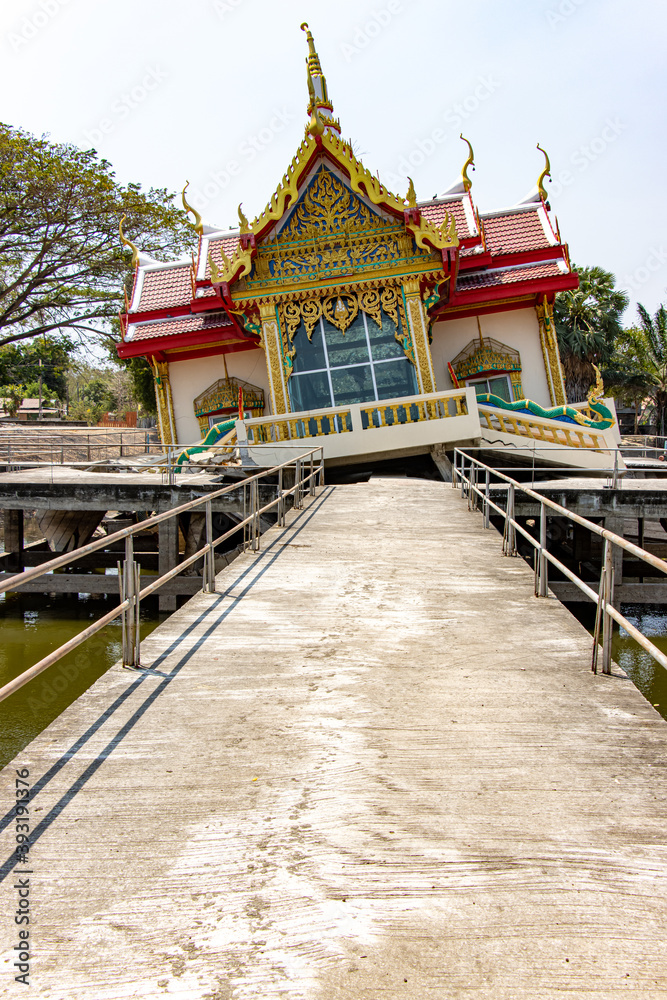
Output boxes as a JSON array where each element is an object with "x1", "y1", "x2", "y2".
[{"x1": 1, "y1": 478, "x2": 666, "y2": 999}]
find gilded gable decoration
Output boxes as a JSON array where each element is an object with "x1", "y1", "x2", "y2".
[{"x1": 451, "y1": 337, "x2": 524, "y2": 399}]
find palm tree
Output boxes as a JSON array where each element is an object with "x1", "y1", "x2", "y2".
[
  {"x1": 603, "y1": 304, "x2": 667, "y2": 436},
  {"x1": 554, "y1": 266, "x2": 628, "y2": 402}
]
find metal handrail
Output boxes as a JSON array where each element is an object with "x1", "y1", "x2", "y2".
[
  {"x1": 452, "y1": 448, "x2": 667, "y2": 677},
  {"x1": 0, "y1": 448, "x2": 324, "y2": 702}
]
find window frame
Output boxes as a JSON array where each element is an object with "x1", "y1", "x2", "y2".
[{"x1": 288, "y1": 309, "x2": 417, "y2": 409}]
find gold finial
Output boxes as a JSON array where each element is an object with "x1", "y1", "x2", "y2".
[
  {"x1": 536, "y1": 144, "x2": 551, "y2": 202},
  {"x1": 182, "y1": 181, "x2": 204, "y2": 236},
  {"x1": 460, "y1": 134, "x2": 475, "y2": 192},
  {"x1": 300, "y1": 23, "x2": 322, "y2": 74},
  {"x1": 238, "y1": 203, "x2": 250, "y2": 234},
  {"x1": 300, "y1": 21, "x2": 339, "y2": 134},
  {"x1": 406, "y1": 177, "x2": 417, "y2": 207},
  {"x1": 119, "y1": 214, "x2": 139, "y2": 267}
]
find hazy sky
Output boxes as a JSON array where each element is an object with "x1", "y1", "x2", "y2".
[{"x1": 2, "y1": 0, "x2": 666, "y2": 322}]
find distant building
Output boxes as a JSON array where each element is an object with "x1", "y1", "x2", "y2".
[
  {"x1": 13, "y1": 399, "x2": 61, "y2": 421},
  {"x1": 117, "y1": 25, "x2": 618, "y2": 469}
]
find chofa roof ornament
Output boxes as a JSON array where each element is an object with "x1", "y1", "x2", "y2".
[
  {"x1": 536, "y1": 144, "x2": 552, "y2": 202},
  {"x1": 460, "y1": 134, "x2": 475, "y2": 193},
  {"x1": 182, "y1": 181, "x2": 204, "y2": 237},
  {"x1": 118, "y1": 214, "x2": 140, "y2": 267}
]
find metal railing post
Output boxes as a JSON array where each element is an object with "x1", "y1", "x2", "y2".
[
  {"x1": 309, "y1": 452, "x2": 315, "y2": 496},
  {"x1": 121, "y1": 534, "x2": 140, "y2": 667},
  {"x1": 295, "y1": 459, "x2": 302, "y2": 510},
  {"x1": 484, "y1": 469, "x2": 490, "y2": 528},
  {"x1": 452, "y1": 450, "x2": 458, "y2": 489},
  {"x1": 612, "y1": 450, "x2": 619, "y2": 489},
  {"x1": 538, "y1": 501, "x2": 548, "y2": 596},
  {"x1": 602, "y1": 538, "x2": 614, "y2": 674},
  {"x1": 503, "y1": 483, "x2": 516, "y2": 556},
  {"x1": 203, "y1": 499, "x2": 215, "y2": 593},
  {"x1": 278, "y1": 467, "x2": 284, "y2": 526},
  {"x1": 319, "y1": 448, "x2": 325, "y2": 488},
  {"x1": 252, "y1": 479, "x2": 259, "y2": 551}
]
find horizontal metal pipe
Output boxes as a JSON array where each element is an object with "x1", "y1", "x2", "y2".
[
  {"x1": 0, "y1": 599, "x2": 131, "y2": 703},
  {"x1": 0, "y1": 450, "x2": 320, "y2": 594},
  {"x1": 457, "y1": 450, "x2": 667, "y2": 576},
  {"x1": 0, "y1": 457, "x2": 322, "y2": 699},
  {"x1": 457, "y1": 450, "x2": 667, "y2": 676}
]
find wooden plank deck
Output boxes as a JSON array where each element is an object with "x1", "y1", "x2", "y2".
[{"x1": 1, "y1": 478, "x2": 666, "y2": 998}]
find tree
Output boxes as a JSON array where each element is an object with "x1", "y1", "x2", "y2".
[
  {"x1": 602, "y1": 304, "x2": 667, "y2": 436},
  {"x1": 0, "y1": 123, "x2": 194, "y2": 349},
  {"x1": 123, "y1": 356, "x2": 156, "y2": 415},
  {"x1": 554, "y1": 265, "x2": 628, "y2": 402},
  {"x1": 0, "y1": 384, "x2": 24, "y2": 417},
  {"x1": 101, "y1": 322, "x2": 156, "y2": 415},
  {"x1": 0, "y1": 336, "x2": 73, "y2": 399}
]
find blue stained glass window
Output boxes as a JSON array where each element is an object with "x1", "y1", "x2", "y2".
[{"x1": 287, "y1": 303, "x2": 418, "y2": 412}]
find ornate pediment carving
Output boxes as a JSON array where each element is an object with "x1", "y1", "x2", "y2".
[{"x1": 239, "y1": 167, "x2": 439, "y2": 297}]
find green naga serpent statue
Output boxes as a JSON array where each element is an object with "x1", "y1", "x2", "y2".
[{"x1": 477, "y1": 365, "x2": 614, "y2": 430}]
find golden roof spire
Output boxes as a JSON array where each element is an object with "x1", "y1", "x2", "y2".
[
  {"x1": 300, "y1": 22, "x2": 341, "y2": 136},
  {"x1": 460, "y1": 134, "x2": 475, "y2": 193},
  {"x1": 119, "y1": 215, "x2": 140, "y2": 267},
  {"x1": 182, "y1": 181, "x2": 204, "y2": 236},
  {"x1": 536, "y1": 144, "x2": 552, "y2": 202}
]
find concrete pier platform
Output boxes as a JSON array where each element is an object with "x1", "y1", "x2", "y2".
[{"x1": 1, "y1": 479, "x2": 666, "y2": 998}]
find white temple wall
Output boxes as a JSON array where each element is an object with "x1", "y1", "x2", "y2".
[
  {"x1": 430, "y1": 306, "x2": 552, "y2": 406},
  {"x1": 168, "y1": 348, "x2": 269, "y2": 445}
]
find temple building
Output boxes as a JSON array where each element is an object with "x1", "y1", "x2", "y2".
[{"x1": 117, "y1": 24, "x2": 619, "y2": 470}]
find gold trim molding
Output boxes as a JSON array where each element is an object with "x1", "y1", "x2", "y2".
[
  {"x1": 535, "y1": 296, "x2": 567, "y2": 405},
  {"x1": 152, "y1": 360, "x2": 177, "y2": 446}
]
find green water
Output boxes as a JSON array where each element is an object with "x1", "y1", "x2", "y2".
[
  {"x1": 0, "y1": 593, "x2": 166, "y2": 769},
  {"x1": 568, "y1": 603, "x2": 667, "y2": 721}
]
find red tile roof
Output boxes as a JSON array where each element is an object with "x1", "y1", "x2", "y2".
[
  {"x1": 420, "y1": 199, "x2": 472, "y2": 240},
  {"x1": 127, "y1": 311, "x2": 233, "y2": 343},
  {"x1": 457, "y1": 261, "x2": 563, "y2": 292},
  {"x1": 134, "y1": 264, "x2": 192, "y2": 313},
  {"x1": 481, "y1": 209, "x2": 550, "y2": 256},
  {"x1": 205, "y1": 234, "x2": 243, "y2": 279}
]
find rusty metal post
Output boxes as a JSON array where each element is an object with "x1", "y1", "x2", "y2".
[
  {"x1": 203, "y1": 499, "x2": 215, "y2": 593},
  {"x1": 251, "y1": 479, "x2": 259, "y2": 551},
  {"x1": 121, "y1": 534, "x2": 140, "y2": 667},
  {"x1": 538, "y1": 501, "x2": 548, "y2": 597},
  {"x1": 602, "y1": 537, "x2": 614, "y2": 675},
  {"x1": 503, "y1": 483, "x2": 516, "y2": 556}
]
